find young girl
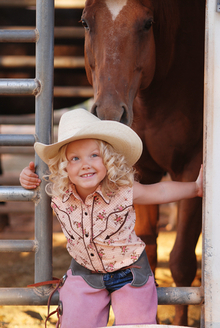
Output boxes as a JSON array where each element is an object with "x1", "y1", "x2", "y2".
[{"x1": 20, "y1": 108, "x2": 203, "y2": 328}]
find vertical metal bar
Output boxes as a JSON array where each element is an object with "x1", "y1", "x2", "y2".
[
  {"x1": 202, "y1": 0, "x2": 220, "y2": 326},
  {"x1": 35, "y1": 0, "x2": 54, "y2": 283}
]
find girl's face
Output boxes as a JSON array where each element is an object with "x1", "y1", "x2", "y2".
[{"x1": 66, "y1": 139, "x2": 107, "y2": 201}]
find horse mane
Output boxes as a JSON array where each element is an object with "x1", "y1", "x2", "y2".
[{"x1": 151, "y1": 0, "x2": 180, "y2": 80}]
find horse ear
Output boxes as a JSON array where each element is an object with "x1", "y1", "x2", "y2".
[{"x1": 152, "y1": 0, "x2": 180, "y2": 79}]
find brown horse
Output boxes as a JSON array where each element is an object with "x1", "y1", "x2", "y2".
[{"x1": 81, "y1": 0, "x2": 205, "y2": 325}]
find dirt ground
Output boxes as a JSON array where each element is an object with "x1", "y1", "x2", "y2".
[{"x1": 0, "y1": 124, "x2": 202, "y2": 327}]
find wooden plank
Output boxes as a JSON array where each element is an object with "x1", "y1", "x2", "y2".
[
  {"x1": 0, "y1": 56, "x2": 85, "y2": 68},
  {"x1": 0, "y1": 0, "x2": 86, "y2": 9}
]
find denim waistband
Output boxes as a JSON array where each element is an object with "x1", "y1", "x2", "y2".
[
  {"x1": 69, "y1": 250, "x2": 152, "y2": 289},
  {"x1": 103, "y1": 268, "x2": 133, "y2": 293}
]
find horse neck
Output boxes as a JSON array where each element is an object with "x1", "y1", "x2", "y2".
[
  {"x1": 134, "y1": 0, "x2": 205, "y2": 119},
  {"x1": 152, "y1": 0, "x2": 205, "y2": 82}
]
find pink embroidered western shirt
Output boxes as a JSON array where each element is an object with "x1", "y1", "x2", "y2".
[{"x1": 51, "y1": 184, "x2": 145, "y2": 273}]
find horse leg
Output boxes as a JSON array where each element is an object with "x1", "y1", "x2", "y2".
[
  {"x1": 169, "y1": 197, "x2": 202, "y2": 326},
  {"x1": 134, "y1": 204, "x2": 159, "y2": 273},
  {"x1": 0, "y1": 155, "x2": 9, "y2": 232}
]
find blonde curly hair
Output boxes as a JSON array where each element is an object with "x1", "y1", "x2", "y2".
[{"x1": 45, "y1": 139, "x2": 135, "y2": 197}]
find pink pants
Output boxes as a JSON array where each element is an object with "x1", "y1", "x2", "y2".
[{"x1": 58, "y1": 269, "x2": 157, "y2": 328}]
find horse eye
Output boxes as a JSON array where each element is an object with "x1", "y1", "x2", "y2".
[
  {"x1": 144, "y1": 19, "x2": 153, "y2": 31},
  {"x1": 81, "y1": 19, "x2": 89, "y2": 30}
]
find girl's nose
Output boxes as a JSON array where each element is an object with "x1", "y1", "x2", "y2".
[
  {"x1": 82, "y1": 164, "x2": 90, "y2": 169},
  {"x1": 82, "y1": 160, "x2": 91, "y2": 169}
]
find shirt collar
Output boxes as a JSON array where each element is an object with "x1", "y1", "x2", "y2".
[{"x1": 62, "y1": 184, "x2": 111, "y2": 204}]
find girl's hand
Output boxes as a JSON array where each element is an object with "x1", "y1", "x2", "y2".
[
  {"x1": 19, "y1": 161, "x2": 41, "y2": 189},
  {"x1": 196, "y1": 164, "x2": 203, "y2": 197},
  {"x1": 133, "y1": 164, "x2": 204, "y2": 205}
]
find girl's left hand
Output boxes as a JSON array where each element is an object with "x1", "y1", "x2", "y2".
[{"x1": 196, "y1": 164, "x2": 203, "y2": 197}]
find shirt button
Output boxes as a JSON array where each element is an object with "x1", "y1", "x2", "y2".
[
  {"x1": 85, "y1": 233, "x2": 89, "y2": 237},
  {"x1": 85, "y1": 212, "x2": 88, "y2": 215},
  {"x1": 90, "y1": 253, "x2": 94, "y2": 256}
]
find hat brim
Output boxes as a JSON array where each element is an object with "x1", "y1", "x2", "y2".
[{"x1": 34, "y1": 120, "x2": 143, "y2": 167}]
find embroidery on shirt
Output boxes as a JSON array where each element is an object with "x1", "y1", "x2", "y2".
[
  {"x1": 98, "y1": 248, "x2": 105, "y2": 258},
  {"x1": 114, "y1": 204, "x2": 126, "y2": 211},
  {"x1": 131, "y1": 251, "x2": 138, "y2": 262},
  {"x1": 120, "y1": 245, "x2": 129, "y2": 255},
  {"x1": 87, "y1": 243, "x2": 95, "y2": 251},
  {"x1": 66, "y1": 204, "x2": 77, "y2": 214},
  {"x1": 94, "y1": 195, "x2": 101, "y2": 205},
  {"x1": 106, "y1": 238, "x2": 114, "y2": 245},
  {"x1": 106, "y1": 261, "x2": 117, "y2": 272},
  {"x1": 114, "y1": 214, "x2": 124, "y2": 225},
  {"x1": 96, "y1": 210, "x2": 107, "y2": 221},
  {"x1": 73, "y1": 221, "x2": 82, "y2": 229}
]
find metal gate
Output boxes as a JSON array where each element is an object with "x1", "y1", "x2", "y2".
[{"x1": 0, "y1": 0, "x2": 55, "y2": 304}]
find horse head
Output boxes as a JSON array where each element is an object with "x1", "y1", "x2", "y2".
[
  {"x1": 82, "y1": 0, "x2": 157, "y2": 125},
  {"x1": 82, "y1": 0, "x2": 179, "y2": 126}
]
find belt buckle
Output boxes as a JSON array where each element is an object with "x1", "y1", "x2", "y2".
[{"x1": 60, "y1": 273, "x2": 67, "y2": 287}]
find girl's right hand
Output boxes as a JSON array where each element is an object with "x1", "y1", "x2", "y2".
[{"x1": 19, "y1": 161, "x2": 41, "y2": 189}]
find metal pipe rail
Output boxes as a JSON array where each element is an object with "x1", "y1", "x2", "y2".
[
  {"x1": 0, "y1": 29, "x2": 37, "y2": 42},
  {"x1": 157, "y1": 286, "x2": 203, "y2": 305},
  {"x1": 0, "y1": 82, "x2": 93, "y2": 98},
  {"x1": 0, "y1": 79, "x2": 40, "y2": 95},
  {"x1": 0, "y1": 134, "x2": 35, "y2": 146},
  {"x1": 0, "y1": 186, "x2": 37, "y2": 202},
  {"x1": 0, "y1": 286, "x2": 203, "y2": 306},
  {"x1": 0, "y1": 287, "x2": 57, "y2": 306},
  {"x1": 0, "y1": 27, "x2": 85, "y2": 39},
  {"x1": 0, "y1": 240, "x2": 37, "y2": 252}
]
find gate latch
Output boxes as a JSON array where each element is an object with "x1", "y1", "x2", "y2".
[{"x1": 217, "y1": 0, "x2": 220, "y2": 12}]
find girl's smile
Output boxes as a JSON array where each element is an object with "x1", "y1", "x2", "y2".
[
  {"x1": 66, "y1": 139, "x2": 107, "y2": 201},
  {"x1": 81, "y1": 173, "x2": 94, "y2": 178}
]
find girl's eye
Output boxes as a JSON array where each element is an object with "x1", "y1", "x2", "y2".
[
  {"x1": 71, "y1": 156, "x2": 79, "y2": 161},
  {"x1": 91, "y1": 154, "x2": 98, "y2": 158}
]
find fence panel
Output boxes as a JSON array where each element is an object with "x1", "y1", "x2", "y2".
[{"x1": 0, "y1": 0, "x2": 55, "y2": 304}]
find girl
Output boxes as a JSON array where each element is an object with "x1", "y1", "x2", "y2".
[{"x1": 20, "y1": 108, "x2": 203, "y2": 328}]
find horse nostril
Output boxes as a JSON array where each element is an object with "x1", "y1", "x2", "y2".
[
  {"x1": 120, "y1": 105, "x2": 129, "y2": 125},
  {"x1": 91, "y1": 102, "x2": 130, "y2": 124},
  {"x1": 91, "y1": 104, "x2": 98, "y2": 117}
]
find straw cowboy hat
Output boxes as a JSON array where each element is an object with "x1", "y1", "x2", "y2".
[{"x1": 34, "y1": 108, "x2": 143, "y2": 166}]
